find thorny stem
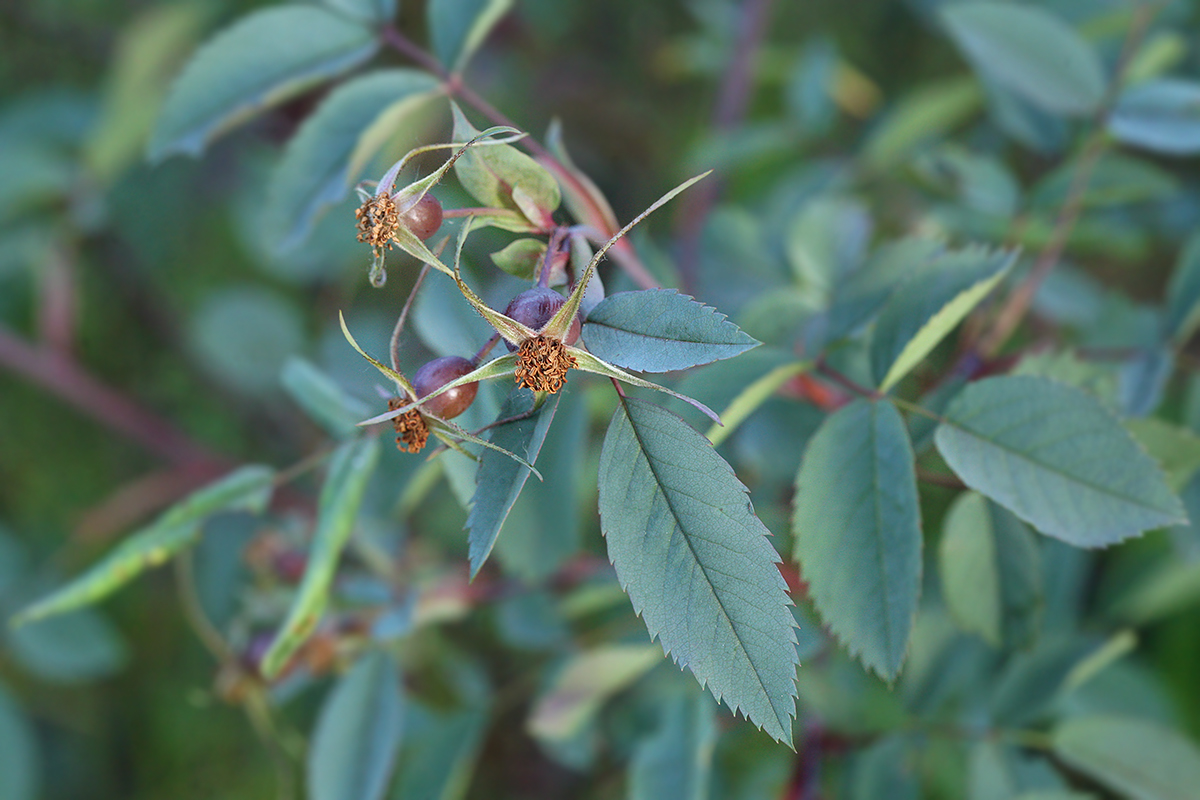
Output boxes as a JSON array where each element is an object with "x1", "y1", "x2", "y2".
[
  {"x1": 379, "y1": 26, "x2": 662, "y2": 290},
  {"x1": 973, "y1": 5, "x2": 1157, "y2": 359}
]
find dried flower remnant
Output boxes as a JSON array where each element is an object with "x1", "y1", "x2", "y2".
[
  {"x1": 515, "y1": 336, "x2": 577, "y2": 393},
  {"x1": 388, "y1": 396, "x2": 429, "y2": 453},
  {"x1": 355, "y1": 193, "x2": 401, "y2": 250}
]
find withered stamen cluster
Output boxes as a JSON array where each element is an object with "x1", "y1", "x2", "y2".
[
  {"x1": 388, "y1": 397, "x2": 429, "y2": 453},
  {"x1": 355, "y1": 193, "x2": 400, "y2": 250},
  {"x1": 515, "y1": 337, "x2": 576, "y2": 394}
]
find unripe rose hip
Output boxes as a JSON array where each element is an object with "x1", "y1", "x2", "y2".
[
  {"x1": 502, "y1": 287, "x2": 581, "y2": 351},
  {"x1": 400, "y1": 194, "x2": 443, "y2": 240},
  {"x1": 412, "y1": 355, "x2": 478, "y2": 418}
]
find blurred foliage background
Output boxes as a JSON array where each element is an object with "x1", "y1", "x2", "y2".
[{"x1": 5, "y1": 0, "x2": 1200, "y2": 798}]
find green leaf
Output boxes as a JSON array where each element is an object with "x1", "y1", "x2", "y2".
[
  {"x1": 870, "y1": 245, "x2": 1014, "y2": 392},
  {"x1": 1029, "y1": 153, "x2": 1179, "y2": 212},
  {"x1": 322, "y1": 0, "x2": 396, "y2": 25},
  {"x1": 628, "y1": 693, "x2": 717, "y2": 800},
  {"x1": 939, "y1": 492, "x2": 1041, "y2": 649},
  {"x1": 8, "y1": 608, "x2": 127, "y2": 684},
  {"x1": 1165, "y1": 233, "x2": 1200, "y2": 343},
  {"x1": 428, "y1": 0, "x2": 513, "y2": 74},
  {"x1": 490, "y1": 237, "x2": 546, "y2": 280},
  {"x1": 391, "y1": 701, "x2": 489, "y2": 800},
  {"x1": 12, "y1": 466, "x2": 274, "y2": 625},
  {"x1": 1053, "y1": 716, "x2": 1200, "y2": 800},
  {"x1": 1126, "y1": 418, "x2": 1200, "y2": 492},
  {"x1": 450, "y1": 104, "x2": 559, "y2": 227},
  {"x1": 261, "y1": 439, "x2": 380, "y2": 678},
  {"x1": 990, "y1": 638, "x2": 1097, "y2": 726},
  {"x1": 864, "y1": 76, "x2": 983, "y2": 168},
  {"x1": 598, "y1": 397, "x2": 798, "y2": 744},
  {"x1": 0, "y1": 686, "x2": 38, "y2": 800},
  {"x1": 705, "y1": 360, "x2": 812, "y2": 448},
  {"x1": 308, "y1": 650, "x2": 405, "y2": 800},
  {"x1": 935, "y1": 377, "x2": 1186, "y2": 547},
  {"x1": 793, "y1": 399, "x2": 921, "y2": 680},
  {"x1": 940, "y1": 2, "x2": 1105, "y2": 116},
  {"x1": 266, "y1": 69, "x2": 439, "y2": 251},
  {"x1": 581, "y1": 289, "x2": 759, "y2": 373},
  {"x1": 281, "y1": 357, "x2": 370, "y2": 439},
  {"x1": 148, "y1": 5, "x2": 377, "y2": 160},
  {"x1": 1110, "y1": 80, "x2": 1200, "y2": 156},
  {"x1": 466, "y1": 388, "x2": 560, "y2": 578},
  {"x1": 852, "y1": 735, "x2": 919, "y2": 800},
  {"x1": 527, "y1": 645, "x2": 662, "y2": 742}
]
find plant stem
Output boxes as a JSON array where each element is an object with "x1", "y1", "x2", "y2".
[{"x1": 815, "y1": 359, "x2": 881, "y2": 401}]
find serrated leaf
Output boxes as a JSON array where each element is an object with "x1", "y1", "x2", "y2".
[
  {"x1": 281, "y1": 357, "x2": 370, "y2": 438},
  {"x1": 466, "y1": 388, "x2": 559, "y2": 578},
  {"x1": 266, "y1": 69, "x2": 439, "y2": 251},
  {"x1": 0, "y1": 687, "x2": 39, "y2": 800},
  {"x1": 527, "y1": 645, "x2": 662, "y2": 742},
  {"x1": 870, "y1": 246, "x2": 1014, "y2": 392},
  {"x1": 12, "y1": 466, "x2": 274, "y2": 625},
  {"x1": 581, "y1": 289, "x2": 759, "y2": 373},
  {"x1": 935, "y1": 376, "x2": 1186, "y2": 547},
  {"x1": 148, "y1": 5, "x2": 377, "y2": 160},
  {"x1": 940, "y1": 2, "x2": 1105, "y2": 116},
  {"x1": 1109, "y1": 80, "x2": 1200, "y2": 156},
  {"x1": 308, "y1": 650, "x2": 405, "y2": 800},
  {"x1": 793, "y1": 399, "x2": 921, "y2": 680},
  {"x1": 450, "y1": 103, "x2": 559, "y2": 226},
  {"x1": 628, "y1": 692, "x2": 717, "y2": 800},
  {"x1": 261, "y1": 439, "x2": 380, "y2": 678},
  {"x1": 1053, "y1": 716, "x2": 1200, "y2": 800},
  {"x1": 939, "y1": 492, "x2": 1041, "y2": 649},
  {"x1": 428, "y1": 0, "x2": 513, "y2": 74},
  {"x1": 1165, "y1": 233, "x2": 1200, "y2": 343},
  {"x1": 598, "y1": 397, "x2": 798, "y2": 744}
]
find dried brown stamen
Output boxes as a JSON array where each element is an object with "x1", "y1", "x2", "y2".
[
  {"x1": 355, "y1": 193, "x2": 400, "y2": 249},
  {"x1": 388, "y1": 397, "x2": 429, "y2": 453},
  {"x1": 515, "y1": 336, "x2": 577, "y2": 394}
]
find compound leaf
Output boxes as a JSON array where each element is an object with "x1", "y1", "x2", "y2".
[
  {"x1": 598, "y1": 397, "x2": 798, "y2": 745},
  {"x1": 581, "y1": 289, "x2": 759, "y2": 373},
  {"x1": 792, "y1": 399, "x2": 921, "y2": 680},
  {"x1": 935, "y1": 376, "x2": 1185, "y2": 547}
]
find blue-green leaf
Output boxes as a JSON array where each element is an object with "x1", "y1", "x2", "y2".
[
  {"x1": 939, "y1": 492, "x2": 1041, "y2": 649},
  {"x1": 391, "y1": 701, "x2": 489, "y2": 800},
  {"x1": 266, "y1": 69, "x2": 439, "y2": 251},
  {"x1": 428, "y1": 0, "x2": 513, "y2": 74},
  {"x1": 598, "y1": 397, "x2": 798, "y2": 745},
  {"x1": 852, "y1": 735, "x2": 919, "y2": 800},
  {"x1": 281, "y1": 357, "x2": 370, "y2": 439},
  {"x1": 0, "y1": 686, "x2": 38, "y2": 800},
  {"x1": 467, "y1": 388, "x2": 560, "y2": 578},
  {"x1": 940, "y1": 3, "x2": 1105, "y2": 116},
  {"x1": 1053, "y1": 716, "x2": 1200, "y2": 800},
  {"x1": 8, "y1": 607, "x2": 127, "y2": 684},
  {"x1": 1165, "y1": 233, "x2": 1200, "y2": 343},
  {"x1": 935, "y1": 377, "x2": 1185, "y2": 547},
  {"x1": 322, "y1": 0, "x2": 395, "y2": 26},
  {"x1": 582, "y1": 289, "x2": 759, "y2": 373},
  {"x1": 309, "y1": 650, "x2": 405, "y2": 800},
  {"x1": 870, "y1": 246, "x2": 1015, "y2": 391},
  {"x1": 261, "y1": 439, "x2": 380, "y2": 678},
  {"x1": 148, "y1": 5, "x2": 377, "y2": 160},
  {"x1": 793, "y1": 399, "x2": 921, "y2": 680},
  {"x1": 12, "y1": 466, "x2": 274, "y2": 625},
  {"x1": 1110, "y1": 80, "x2": 1200, "y2": 156},
  {"x1": 628, "y1": 693, "x2": 717, "y2": 800}
]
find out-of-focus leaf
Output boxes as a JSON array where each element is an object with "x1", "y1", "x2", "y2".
[
  {"x1": 1126, "y1": 418, "x2": 1200, "y2": 492},
  {"x1": 990, "y1": 638, "x2": 1098, "y2": 726},
  {"x1": 793, "y1": 399, "x2": 921, "y2": 680},
  {"x1": 309, "y1": 650, "x2": 405, "y2": 800},
  {"x1": 870, "y1": 246, "x2": 1014, "y2": 391},
  {"x1": 12, "y1": 466, "x2": 274, "y2": 624},
  {"x1": 939, "y1": 492, "x2": 1041, "y2": 649},
  {"x1": 1109, "y1": 80, "x2": 1200, "y2": 156},
  {"x1": 598, "y1": 398, "x2": 798, "y2": 745},
  {"x1": 0, "y1": 686, "x2": 38, "y2": 800},
  {"x1": 1029, "y1": 153, "x2": 1179, "y2": 212},
  {"x1": 8, "y1": 607, "x2": 126, "y2": 684},
  {"x1": 912, "y1": 145, "x2": 1019, "y2": 216},
  {"x1": 391, "y1": 701, "x2": 489, "y2": 800},
  {"x1": 266, "y1": 69, "x2": 439, "y2": 251},
  {"x1": 527, "y1": 645, "x2": 662, "y2": 742},
  {"x1": 1108, "y1": 558, "x2": 1200, "y2": 623},
  {"x1": 466, "y1": 388, "x2": 559, "y2": 578},
  {"x1": 428, "y1": 0, "x2": 513, "y2": 74},
  {"x1": 1168, "y1": 470, "x2": 1200, "y2": 561},
  {"x1": 940, "y1": 3, "x2": 1105, "y2": 116},
  {"x1": 490, "y1": 238, "x2": 546, "y2": 280},
  {"x1": 628, "y1": 693, "x2": 717, "y2": 800},
  {"x1": 1012, "y1": 349, "x2": 1118, "y2": 409},
  {"x1": 190, "y1": 286, "x2": 306, "y2": 395},
  {"x1": 705, "y1": 360, "x2": 811, "y2": 448},
  {"x1": 281, "y1": 357, "x2": 371, "y2": 439},
  {"x1": 148, "y1": 5, "x2": 377, "y2": 160},
  {"x1": 852, "y1": 735, "x2": 918, "y2": 800},
  {"x1": 785, "y1": 197, "x2": 871, "y2": 303},
  {"x1": 1119, "y1": 348, "x2": 1173, "y2": 418},
  {"x1": 261, "y1": 439, "x2": 380, "y2": 678},
  {"x1": 582, "y1": 289, "x2": 759, "y2": 373},
  {"x1": 864, "y1": 77, "x2": 983, "y2": 168},
  {"x1": 1165, "y1": 233, "x2": 1200, "y2": 344},
  {"x1": 935, "y1": 376, "x2": 1185, "y2": 547},
  {"x1": 322, "y1": 0, "x2": 396, "y2": 25},
  {"x1": 1053, "y1": 716, "x2": 1200, "y2": 800}
]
